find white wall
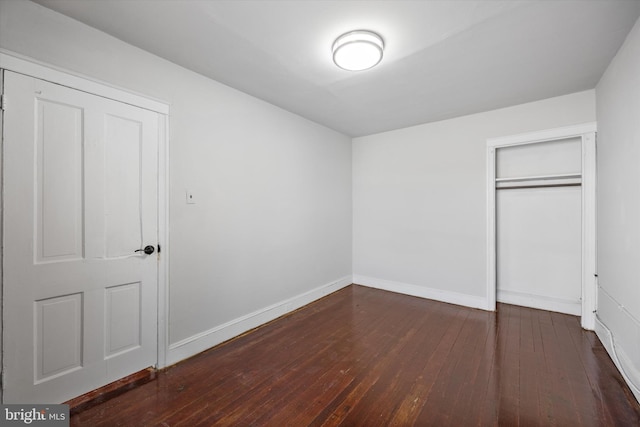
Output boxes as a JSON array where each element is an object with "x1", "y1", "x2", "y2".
[
  {"x1": 596, "y1": 16, "x2": 640, "y2": 401},
  {"x1": 0, "y1": 0, "x2": 352, "y2": 365},
  {"x1": 353, "y1": 91, "x2": 595, "y2": 308}
]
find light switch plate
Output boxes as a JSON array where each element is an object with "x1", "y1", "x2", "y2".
[{"x1": 186, "y1": 190, "x2": 196, "y2": 204}]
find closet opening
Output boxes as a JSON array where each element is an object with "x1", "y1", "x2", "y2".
[{"x1": 486, "y1": 124, "x2": 596, "y2": 330}]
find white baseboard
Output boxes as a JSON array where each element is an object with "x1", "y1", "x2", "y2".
[
  {"x1": 165, "y1": 276, "x2": 352, "y2": 367},
  {"x1": 595, "y1": 316, "x2": 640, "y2": 404},
  {"x1": 497, "y1": 289, "x2": 581, "y2": 316},
  {"x1": 353, "y1": 275, "x2": 487, "y2": 310}
]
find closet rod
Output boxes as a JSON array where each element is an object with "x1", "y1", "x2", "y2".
[
  {"x1": 495, "y1": 173, "x2": 581, "y2": 183},
  {"x1": 496, "y1": 183, "x2": 582, "y2": 190}
]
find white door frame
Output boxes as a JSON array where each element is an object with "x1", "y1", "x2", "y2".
[
  {"x1": 0, "y1": 51, "x2": 171, "y2": 400},
  {"x1": 486, "y1": 123, "x2": 597, "y2": 330}
]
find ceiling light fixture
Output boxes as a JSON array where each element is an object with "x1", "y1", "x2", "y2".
[{"x1": 332, "y1": 30, "x2": 384, "y2": 71}]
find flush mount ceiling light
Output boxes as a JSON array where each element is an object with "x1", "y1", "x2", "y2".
[{"x1": 332, "y1": 30, "x2": 384, "y2": 71}]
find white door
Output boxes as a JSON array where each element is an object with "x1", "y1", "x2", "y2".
[{"x1": 2, "y1": 70, "x2": 159, "y2": 403}]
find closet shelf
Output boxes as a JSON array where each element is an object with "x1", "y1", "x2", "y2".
[
  {"x1": 495, "y1": 173, "x2": 581, "y2": 183},
  {"x1": 496, "y1": 172, "x2": 582, "y2": 190}
]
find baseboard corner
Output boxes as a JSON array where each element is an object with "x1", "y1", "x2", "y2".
[{"x1": 353, "y1": 274, "x2": 487, "y2": 311}]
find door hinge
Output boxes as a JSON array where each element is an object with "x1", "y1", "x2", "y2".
[
  {"x1": 0, "y1": 94, "x2": 5, "y2": 111},
  {"x1": 157, "y1": 244, "x2": 161, "y2": 254}
]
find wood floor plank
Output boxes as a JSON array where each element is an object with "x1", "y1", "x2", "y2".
[
  {"x1": 234, "y1": 301, "x2": 394, "y2": 425},
  {"x1": 551, "y1": 311, "x2": 598, "y2": 426},
  {"x1": 70, "y1": 285, "x2": 640, "y2": 426},
  {"x1": 383, "y1": 305, "x2": 467, "y2": 426},
  {"x1": 447, "y1": 311, "x2": 499, "y2": 426},
  {"x1": 499, "y1": 303, "x2": 522, "y2": 425},
  {"x1": 414, "y1": 310, "x2": 486, "y2": 426},
  {"x1": 342, "y1": 303, "x2": 465, "y2": 426},
  {"x1": 395, "y1": 305, "x2": 470, "y2": 426},
  {"x1": 516, "y1": 304, "x2": 542, "y2": 427},
  {"x1": 308, "y1": 295, "x2": 463, "y2": 426}
]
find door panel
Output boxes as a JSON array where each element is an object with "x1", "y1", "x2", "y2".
[
  {"x1": 3, "y1": 70, "x2": 159, "y2": 403},
  {"x1": 105, "y1": 114, "x2": 143, "y2": 258},
  {"x1": 105, "y1": 282, "x2": 141, "y2": 358},
  {"x1": 35, "y1": 294, "x2": 83, "y2": 382},
  {"x1": 36, "y1": 99, "x2": 84, "y2": 262}
]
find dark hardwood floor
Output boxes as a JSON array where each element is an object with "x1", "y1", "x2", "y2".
[{"x1": 71, "y1": 285, "x2": 640, "y2": 426}]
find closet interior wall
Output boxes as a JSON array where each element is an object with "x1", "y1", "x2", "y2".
[{"x1": 495, "y1": 137, "x2": 583, "y2": 316}]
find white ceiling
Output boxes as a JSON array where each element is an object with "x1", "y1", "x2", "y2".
[{"x1": 33, "y1": 0, "x2": 640, "y2": 137}]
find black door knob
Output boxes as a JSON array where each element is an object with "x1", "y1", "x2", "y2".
[{"x1": 135, "y1": 245, "x2": 155, "y2": 255}]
